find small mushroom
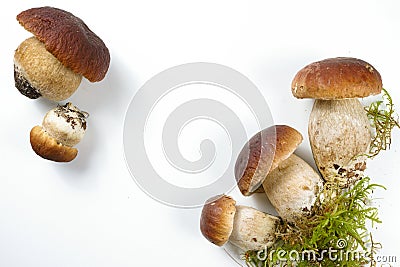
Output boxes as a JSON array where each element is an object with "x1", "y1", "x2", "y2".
[
  {"x1": 30, "y1": 102, "x2": 88, "y2": 162},
  {"x1": 291, "y1": 57, "x2": 382, "y2": 183},
  {"x1": 235, "y1": 125, "x2": 303, "y2": 196},
  {"x1": 14, "y1": 6, "x2": 110, "y2": 101},
  {"x1": 200, "y1": 195, "x2": 280, "y2": 251}
]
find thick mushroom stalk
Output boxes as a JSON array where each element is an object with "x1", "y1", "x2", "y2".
[
  {"x1": 292, "y1": 57, "x2": 382, "y2": 184},
  {"x1": 229, "y1": 205, "x2": 278, "y2": 250},
  {"x1": 262, "y1": 154, "x2": 323, "y2": 222},
  {"x1": 200, "y1": 195, "x2": 280, "y2": 251},
  {"x1": 309, "y1": 99, "x2": 370, "y2": 183}
]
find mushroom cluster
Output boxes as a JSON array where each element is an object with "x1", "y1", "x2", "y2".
[
  {"x1": 199, "y1": 57, "x2": 382, "y2": 260},
  {"x1": 200, "y1": 125, "x2": 324, "y2": 251},
  {"x1": 14, "y1": 6, "x2": 110, "y2": 162}
]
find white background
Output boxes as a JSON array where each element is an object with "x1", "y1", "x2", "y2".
[{"x1": 1, "y1": 1, "x2": 400, "y2": 266}]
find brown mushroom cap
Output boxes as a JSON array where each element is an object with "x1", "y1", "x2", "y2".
[
  {"x1": 30, "y1": 126, "x2": 78, "y2": 162},
  {"x1": 17, "y1": 6, "x2": 110, "y2": 82},
  {"x1": 200, "y1": 195, "x2": 236, "y2": 247},
  {"x1": 291, "y1": 57, "x2": 382, "y2": 100},
  {"x1": 235, "y1": 125, "x2": 303, "y2": 196}
]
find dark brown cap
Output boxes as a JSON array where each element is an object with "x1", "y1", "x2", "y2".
[
  {"x1": 235, "y1": 125, "x2": 303, "y2": 196},
  {"x1": 17, "y1": 6, "x2": 110, "y2": 82},
  {"x1": 200, "y1": 195, "x2": 236, "y2": 247},
  {"x1": 292, "y1": 57, "x2": 382, "y2": 99}
]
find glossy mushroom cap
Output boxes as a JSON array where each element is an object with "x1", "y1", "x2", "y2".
[
  {"x1": 17, "y1": 6, "x2": 110, "y2": 82},
  {"x1": 200, "y1": 195, "x2": 236, "y2": 246},
  {"x1": 291, "y1": 57, "x2": 382, "y2": 99},
  {"x1": 235, "y1": 125, "x2": 303, "y2": 196}
]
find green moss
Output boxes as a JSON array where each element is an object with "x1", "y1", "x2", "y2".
[
  {"x1": 365, "y1": 88, "x2": 400, "y2": 157},
  {"x1": 243, "y1": 177, "x2": 384, "y2": 267},
  {"x1": 243, "y1": 89, "x2": 399, "y2": 266}
]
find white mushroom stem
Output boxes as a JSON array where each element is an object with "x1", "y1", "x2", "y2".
[
  {"x1": 309, "y1": 98, "x2": 370, "y2": 184},
  {"x1": 229, "y1": 206, "x2": 279, "y2": 251},
  {"x1": 263, "y1": 154, "x2": 323, "y2": 222}
]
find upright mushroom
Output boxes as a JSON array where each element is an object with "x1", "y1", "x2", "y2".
[
  {"x1": 200, "y1": 195, "x2": 280, "y2": 251},
  {"x1": 291, "y1": 57, "x2": 382, "y2": 184},
  {"x1": 14, "y1": 6, "x2": 110, "y2": 101}
]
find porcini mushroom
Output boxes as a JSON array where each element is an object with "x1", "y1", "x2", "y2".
[
  {"x1": 235, "y1": 125, "x2": 323, "y2": 222},
  {"x1": 235, "y1": 125, "x2": 323, "y2": 221},
  {"x1": 235, "y1": 125, "x2": 303, "y2": 196},
  {"x1": 14, "y1": 6, "x2": 110, "y2": 101},
  {"x1": 200, "y1": 195, "x2": 280, "y2": 251},
  {"x1": 30, "y1": 102, "x2": 88, "y2": 162},
  {"x1": 291, "y1": 57, "x2": 382, "y2": 184}
]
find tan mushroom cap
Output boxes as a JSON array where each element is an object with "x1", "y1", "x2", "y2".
[
  {"x1": 235, "y1": 125, "x2": 303, "y2": 196},
  {"x1": 200, "y1": 195, "x2": 236, "y2": 246},
  {"x1": 30, "y1": 126, "x2": 78, "y2": 162},
  {"x1": 17, "y1": 6, "x2": 110, "y2": 82},
  {"x1": 291, "y1": 57, "x2": 382, "y2": 100}
]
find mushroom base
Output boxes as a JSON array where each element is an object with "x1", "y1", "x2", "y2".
[{"x1": 14, "y1": 65, "x2": 41, "y2": 99}]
